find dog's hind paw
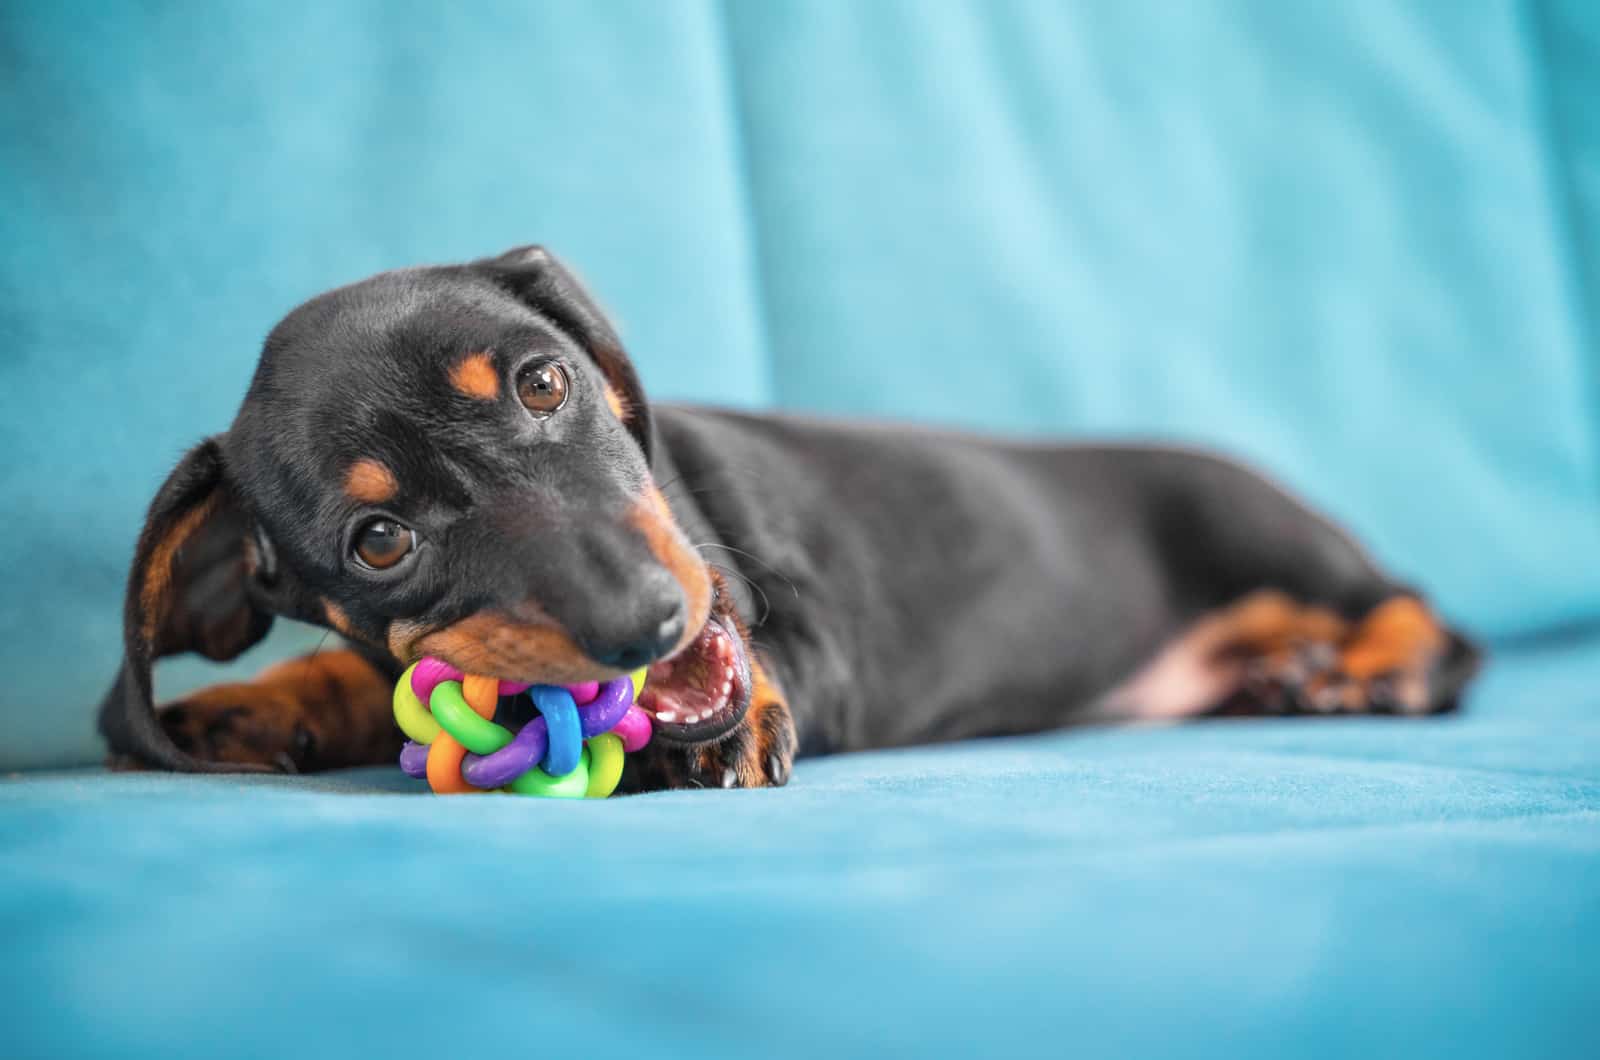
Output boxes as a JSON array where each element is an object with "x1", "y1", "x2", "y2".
[{"x1": 1221, "y1": 596, "x2": 1476, "y2": 717}]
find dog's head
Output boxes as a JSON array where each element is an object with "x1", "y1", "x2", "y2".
[{"x1": 102, "y1": 246, "x2": 751, "y2": 770}]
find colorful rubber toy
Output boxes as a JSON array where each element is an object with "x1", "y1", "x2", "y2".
[{"x1": 392, "y1": 657, "x2": 652, "y2": 797}]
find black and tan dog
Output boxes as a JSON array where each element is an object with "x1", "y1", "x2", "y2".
[{"x1": 100, "y1": 246, "x2": 1480, "y2": 789}]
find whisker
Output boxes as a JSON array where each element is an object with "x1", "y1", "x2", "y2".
[
  {"x1": 706, "y1": 560, "x2": 773, "y2": 625},
  {"x1": 296, "y1": 627, "x2": 338, "y2": 703},
  {"x1": 651, "y1": 472, "x2": 687, "y2": 495},
  {"x1": 694, "y1": 542, "x2": 800, "y2": 600}
]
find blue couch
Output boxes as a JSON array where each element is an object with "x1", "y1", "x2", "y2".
[{"x1": 3, "y1": 3, "x2": 1596, "y2": 1056}]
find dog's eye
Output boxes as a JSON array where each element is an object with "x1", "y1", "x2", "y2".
[
  {"x1": 352, "y1": 518, "x2": 415, "y2": 570},
  {"x1": 516, "y1": 362, "x2": 569, "y2": 416}
]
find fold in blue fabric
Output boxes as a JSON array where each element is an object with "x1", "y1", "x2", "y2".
[{"x1": 3, "y1": 641, "x2": 1597, "y2": 1059}]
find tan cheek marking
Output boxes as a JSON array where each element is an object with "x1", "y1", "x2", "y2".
[
  {"x1": 140, "y1": 492, "x2": 222, "y2": 648},
  {"x1": 412, "y1": 614, "x2": 610, "y2": 684},
  {"x1": 450, "y1": 352, "x2": 500, "y2": 400},
  {"x1": 344, "y1": 459, "x2": 399, "y2": 505},
  {"x1": 322, "y1": 598, "x2": 358, "y2": 640},
  {"x1": 604, "y1": 384, "x2": 630, "y2": 421},
  {"x1": 629, "y1": 486, "x2": 713, "y2": 655},
  {"x1": 387, "y1": 619, "x2": 427, "y2": 664}
]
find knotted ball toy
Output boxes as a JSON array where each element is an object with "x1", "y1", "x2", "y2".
[{"x1": 392, "y1": 657, "x2": 652, "y2": 797}]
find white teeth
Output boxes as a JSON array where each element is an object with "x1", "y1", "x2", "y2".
[
  {"x1": 657, "y1": 712, "x2": 677, "y2": 722},
  {"x1": 721, "y1": 681, "x2": 732, "y2": 697},
  {"x1": 683, "y1": 713, "x2": 700, "y2": 725}
]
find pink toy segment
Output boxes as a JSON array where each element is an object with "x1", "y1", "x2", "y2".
[
  {"x1": 410, "y1": 657, "x2": 462, "y2": 702},
  {"x1": 613, "y1": 706, "x2": 653, "y2": 753}
]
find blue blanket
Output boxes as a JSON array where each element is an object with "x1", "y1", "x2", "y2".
[{"x1": 6, "y1": 640, "x2": 1595, "y2": 1059}]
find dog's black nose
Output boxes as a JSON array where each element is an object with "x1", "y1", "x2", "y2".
[{"x1": 578, "y1": 604, "x2": 686, "y2": 671}]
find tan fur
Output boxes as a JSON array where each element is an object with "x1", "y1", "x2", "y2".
[
  {"x1": 344, "y1": 459, "x2": 398, "y2": 504},
  {"x1": 139, "y1": 492, "x2": 221, "y2": 648},
  {"x1": 737, "y1": 659, "x2": 795, "y2": 786},
  {"x1": 393, "y1": 611, "x2": 618, "y2": 685},
  {"x1": 1096, "y1": 591, "x2": 1448, "y2": 720},
  {"x1": 1341, "y1": 597, "x2": 1445, "y2": 677},
  {"x1": 603, "y1": 384, "x2": 630, "y2": 421},
  {"x1": 629, "y1": 486, "x2": 712, "y2": 659},
  {"x1": 449, "y1": 352, "x2": 500, "y2": 400},
  {"x1": 161, "y1": 649, "x2": 397, "y2": 770},
  {"x1": 322, "y1": 598, "x2": 357, "y2": 639}
]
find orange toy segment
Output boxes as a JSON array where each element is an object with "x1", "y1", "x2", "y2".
[
  {"x1": 426, "y1": 733, "x2": 485, "y2": 794},
  {"x1": 462, "y1": 674, "x2": 500, "y2": 718}
]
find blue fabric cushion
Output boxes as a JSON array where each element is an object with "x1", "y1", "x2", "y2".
[
  {"x1": 5, "y1": 1, "x2": 1600, "y2": 766},
  {"x1": 725, "y1": 0, "x2": 1600, "y2": 640},
  {"x1": 3, "y1": 640, "x2": 1596, "y2": 1059}
]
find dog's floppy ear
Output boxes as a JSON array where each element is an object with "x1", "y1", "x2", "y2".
[
  {"x1": 98, "y1": 438, "x2": 275, "y2": 770},
  {"x1": 478, "y1": 245, "x2": 654, "y2": 462}
]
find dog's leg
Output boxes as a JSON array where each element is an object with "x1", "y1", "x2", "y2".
[
  {"x1": 1218, "y1": 592, "x2": 1478, "y2": 716},
  {"x1": 147, "y1": 649, "x2": 401, "y2": 772},
  {"x1": 1096, "y1": 453, "x2": 1480, "y2": 722},
  {"x1": 624, "y1": 657, "x2": 797, "y2": 790},
  {"x1": 1104, "y1": 590, "x2": 1477, "y2": 720}
]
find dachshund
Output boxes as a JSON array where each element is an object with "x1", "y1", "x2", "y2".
[{"x1": 99, "y1": 246, "x2": 1480, "y2": 790}]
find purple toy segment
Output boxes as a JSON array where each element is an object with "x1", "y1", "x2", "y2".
[
  {"x1": 458, "y1": 676, "x2": 638, "y2": 789},
  {"x1": 399, "y1": 741, "x2": 429, "y2": 778},
  {"x1": 577, "y1": 677, "x2": 633, "y2": 736},
  {"x1": 613, "y1": 707, "x2": 652, "y2": 752},
  {"x1": 463, "y1": 717, "x2": 548, "y2": 788}
]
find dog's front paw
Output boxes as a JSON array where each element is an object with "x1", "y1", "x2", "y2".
[
  {"x1": 152, "y1": 650, "x2": 401, "y2": 772},
  {"x1": 627, "y1": 698, "x2": 796, "y2": 791},
  {"x1": 159, "y1": 684, "x2": 317, "y2": 772},
  {"x1": 700, "y1": 697, "x2": 797, "y2": 788}
]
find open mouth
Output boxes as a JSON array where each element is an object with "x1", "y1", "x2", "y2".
[{"x1": 637, "y1": 614, "x2": 751, "y2": 743}]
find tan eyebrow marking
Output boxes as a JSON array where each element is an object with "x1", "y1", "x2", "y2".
[
  {"x1": 604, "y1": 383, "x2": 630, "y2": 421},
  {"x1": 449, "y1": 352, "x2": 500, "y2": 400},
  {"x1": 344, "y1": 459, "x2": 398, "y2": 504}
]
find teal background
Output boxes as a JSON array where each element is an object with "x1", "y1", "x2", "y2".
[
  {"x1": 2, "y1": 0, "x2": 1599, "y2": 765},
  {"x1": 2, "y1": 3, "x2": 1598, "y2": 1057}
]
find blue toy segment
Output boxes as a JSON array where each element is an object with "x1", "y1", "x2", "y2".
[{"x1": 532, "y1": 686, "x2": 583, "y2": 777}]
